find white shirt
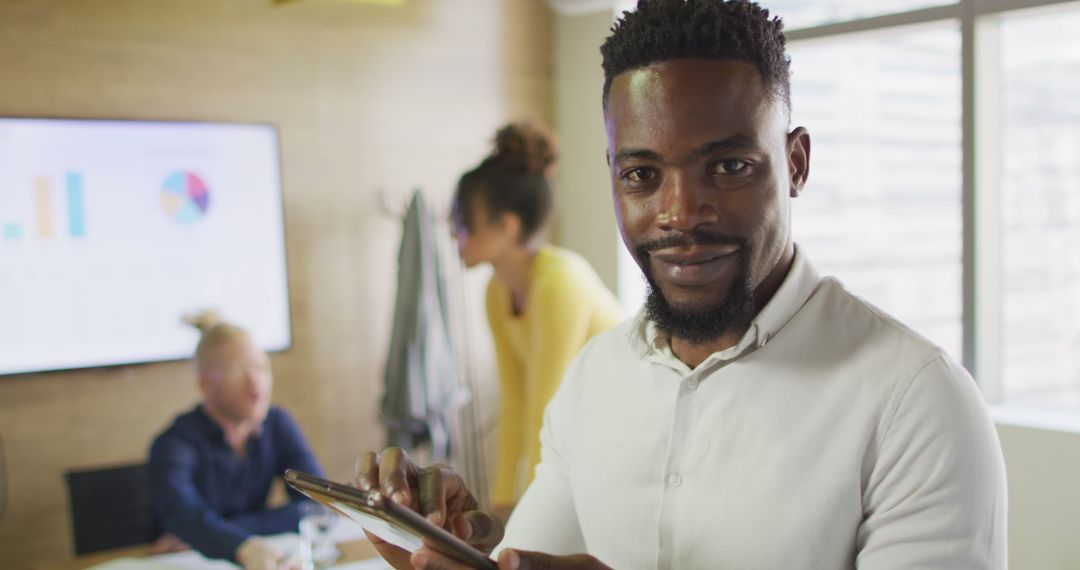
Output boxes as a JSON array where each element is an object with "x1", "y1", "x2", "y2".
[{"x1": 499, "y1": 247, "x2": 1007, "y2": 569}]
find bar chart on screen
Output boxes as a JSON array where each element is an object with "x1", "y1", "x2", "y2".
[
  {"x1": 0, "y1": 118, "x2": 291, "y2": 376},
  {"x1": 2, "y1": 172, "x2": 87, "y2": 241}
]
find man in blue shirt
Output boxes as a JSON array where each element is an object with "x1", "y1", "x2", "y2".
[{"x1": 149, "y1": 313, "x2": 323, "y2": 569}]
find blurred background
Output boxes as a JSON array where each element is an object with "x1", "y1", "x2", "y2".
[{"x1": 0, "y1": 0, "x2": 1078, "y2": 568}]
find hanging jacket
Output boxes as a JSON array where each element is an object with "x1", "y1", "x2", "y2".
[{"x1": 381, "y1": 191, "x2": 467, "y2": 460}]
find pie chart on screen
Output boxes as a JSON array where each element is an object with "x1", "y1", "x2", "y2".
[{"x1": 162, "y1": 171, "x2": 210, "y2": 224}]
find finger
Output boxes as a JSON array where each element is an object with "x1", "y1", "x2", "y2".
[
  {"x1": 418, "y1": 464, "x2": 448, "y2": 527},
  {"x1": 277, "y1": 554, "x2": 302, "y2": 570},
  {"x1": 379, "y1": 447, "x2": 415, "y2": 508},
  {"x1": 411, "y1": 547, "x2": 475, "y2": 570},
  {"x1": 355, "y1": 451, "x2": 380, "y2": 491},
  {"x1": 499, "y1": 549, "x2": 610, "y2": 570},
  {"x1": 363, "y1": 530, "x2": 415, "y2": 570},
  {"x1": 443, "y1": 471, "x2": 479, "y2": 522},
  {"x1": 267, "y1": 552, "x2": 286, "y2": 570},
  {"x1": 462, "y1": 510, "x2": 504, "y2": 551}
]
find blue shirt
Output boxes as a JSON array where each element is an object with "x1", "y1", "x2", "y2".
[{"x1": 148, "y1": 405, "x2": 323, "y2": 561}]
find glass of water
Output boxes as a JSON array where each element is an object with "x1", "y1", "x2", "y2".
[{"x1": 299, "y1": 502, "x2": 340, "y2": 570}]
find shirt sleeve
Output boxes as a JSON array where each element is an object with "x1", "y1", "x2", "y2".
[
  {"x1": 272, "y1": 407, "x2": 325, "y2": 498},
  {"x1": 488, "y1": 280, "x2": 527, "y2": 507},
  {"x1": 496, "y1": 352, "x2": 586, "y2": 556},
  {"x1": 856, "y1": 354, "x2": 1008, "y2": 569},
  {"x1": 148, "y1": 435, "x2": 251, "y2": 561},
  {"x1": 223, "y1": 408, "x2": 326, "y2": 536},
  {"x1": 227, "y1": 504, "x2": 305, "y2": 535}
]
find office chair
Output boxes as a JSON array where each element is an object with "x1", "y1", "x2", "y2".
[{"x1": 63, "y1": 462, "x2": 161, "y2": 555}]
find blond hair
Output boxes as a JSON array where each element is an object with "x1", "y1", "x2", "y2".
[{"x1": 182, "y1": 310, "x2": 248, "y2": 371}]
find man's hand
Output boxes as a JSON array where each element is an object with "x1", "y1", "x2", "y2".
[
  {"x1": 235, "y1": 536, "x2": 298, "y2": 570},
  {"x1": 490, "y1": 504, "x2": 514, "y2": 525},
  {"x1": 409, "y1": 548, "x2": 611, "y2": 570},
  {"x1": 149, "y1": 533, "x2": 189, "y2": 554},
  {"x1": 355, "y1": 447, "x2": 504, "y2": 569}
]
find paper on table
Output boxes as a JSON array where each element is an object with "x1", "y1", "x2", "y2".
[
  {"x1": 83, "y1": 559, "x2": 172, "y2": 570},
  {"x1": 83, "y1": 534, "x2": 296, "y2": 570},
  {"x1": 82, "y1": 530, "x2": 379, "y2": 570},
  {"x1": 329, "y1": 559, "x2": 393, "y2": 570},
  {"x1": 83, "y1": 553, "x2": 235, "y2": 570}
]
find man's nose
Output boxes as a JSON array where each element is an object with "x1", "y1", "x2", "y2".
[
  {"x1": 243, "y1": 370, "x2": 257, "y2": 390},
  {"x1": 656, "y1": 172, "x2": 719, "y2": 232},
  {"x1": 243, "y1": 367, "x2": 264, "y2": 390}
]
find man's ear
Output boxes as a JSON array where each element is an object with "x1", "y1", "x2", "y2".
[
  {"x1": 787, "y1": 127, "x2": 811, "y2": 198},
  {"x1": 197, "y1": 371, "x2": 211, "y2": 396}
]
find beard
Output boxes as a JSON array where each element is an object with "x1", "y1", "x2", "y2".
[{"x1": 636, "y1": 231, "x2": 756, "y2": 345}]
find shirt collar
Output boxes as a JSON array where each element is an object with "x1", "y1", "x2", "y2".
[
  {"x1": 196, "y1": 404, "x2": 266, "y2": 444},
  {"x1": 628, "y1": 245, "x2": 820, "y2": 370}
]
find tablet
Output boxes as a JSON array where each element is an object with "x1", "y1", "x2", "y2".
[{"x1": 284, "y1": 469, "x2": 498, "y2": 570}]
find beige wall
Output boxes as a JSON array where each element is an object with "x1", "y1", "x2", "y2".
[
  {"x1": 552, "y1": 9, "x2": 620, "y2": 292},
  {"x1": 0, "y1": 0, "x2": 551, "y2": 566},
  {"x1": 997, "y1": 423, "x2": 1080, "y2": 569}
]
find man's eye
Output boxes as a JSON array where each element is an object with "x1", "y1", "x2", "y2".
[
  {"x1": 715, "y1": 160, "x2": 749, "y2": 174},
  {"x1": 623, "y1": 168, "x2": 655, "y2": 183}
]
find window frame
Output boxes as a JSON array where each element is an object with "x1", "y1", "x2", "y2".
[{"x1": 788, "y1": 0, "x2": 1080, "y2": 414}]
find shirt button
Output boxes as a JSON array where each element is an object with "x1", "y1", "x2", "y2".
[
  {"x1": 686, "y1": 378, "x2": 699, "y2": 391},
  {"x1": 667, "y1": 473, "x2": 683, "y2": 487}
]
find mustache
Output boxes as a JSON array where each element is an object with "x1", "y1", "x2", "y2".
[{"x1": 634, "y1": 230, "x2": 747, "y2": 259}]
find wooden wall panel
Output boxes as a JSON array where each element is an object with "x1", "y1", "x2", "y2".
[{"x1": 0, "y1": 0, "x2": 551, "y2": 565}]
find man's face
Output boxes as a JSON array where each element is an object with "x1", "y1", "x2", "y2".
[
  {"x1": 604, "y1": 59, "x2": 807, "y2": 342},
  {"x1": 199, "y1": 334, "x2": 273, "y2": 425}
]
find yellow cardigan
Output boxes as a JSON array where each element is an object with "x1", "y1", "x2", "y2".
[{"x1": 486, "y1": 246, "x2": 623, "y2": 505}]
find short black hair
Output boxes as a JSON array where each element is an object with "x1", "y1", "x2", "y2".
[{"x1": 600, "y1": 0, "x2": 790, "y2": 110}]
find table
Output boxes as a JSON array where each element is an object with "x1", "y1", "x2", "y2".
[{"x1": 33, "y1": 537, "x2": 383, "y2": 570}]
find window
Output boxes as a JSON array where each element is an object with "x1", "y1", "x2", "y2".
[
  {"x1": 789, "y1": 23, "x2": 963, "y2": 359},
  {"x1": 783, "y1": 0, "x2": 1080, "y2": 415},
  {"x1": 767, "y1": 0, "x2": 954, "y2": 30},
  {"x1": 999, "y1": 5, "x2": 1080, "y2": 411}
]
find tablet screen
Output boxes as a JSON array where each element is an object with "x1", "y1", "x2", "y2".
[{"x1": 326, "y1": 499, "x2": 424, "y2": 552}]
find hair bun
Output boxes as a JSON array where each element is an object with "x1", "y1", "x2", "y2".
[
  {"x1": 492, "y1": 120, "x2": 558, "y2": 176},
  {"x1": 182, "y1": 309, "x2": 222, "y2": 335}
]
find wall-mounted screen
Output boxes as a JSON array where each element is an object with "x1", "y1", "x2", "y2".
[{"x1": 0, "y1": 118, "x2": 291, "y2": 375}]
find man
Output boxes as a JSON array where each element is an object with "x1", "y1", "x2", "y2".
[
  {"x1": 149, "y1": 314, "x2": 324, "y2": 570},
  {"x1": 357, "y1": 1, "x2": 1007, "y2": 568}
]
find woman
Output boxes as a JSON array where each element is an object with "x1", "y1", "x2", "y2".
[{"x1": 452, "y1": 121, "x2": 623, "y2": 518}]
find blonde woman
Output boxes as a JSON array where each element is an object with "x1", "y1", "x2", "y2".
[{"x1": 148, "y1": 312, "x2": 322, "y2": 570}]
